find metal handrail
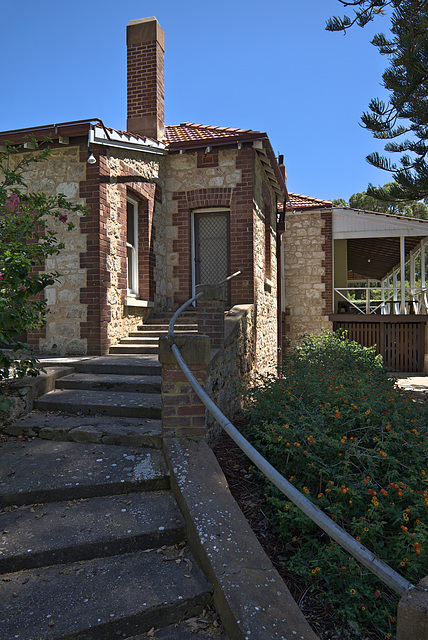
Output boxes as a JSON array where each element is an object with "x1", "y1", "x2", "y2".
[
  {"x1": 219, "y1": 270, "x2": 242, "y2": 285},
  {"x1": 169, "y1": 271, "x2": 242, "y2": 338},
  {"x1": 167, "y1": 291, "x2": 414, "y2": 597},
  {"x1": 168, "y1": 292, "x2": 204, "y2": 339}
]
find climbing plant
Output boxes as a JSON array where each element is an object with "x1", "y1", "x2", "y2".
[{"x1": 0, "y1": 139, "x2": 87, "y2": 409}]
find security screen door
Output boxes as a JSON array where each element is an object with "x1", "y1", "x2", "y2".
[{"x1": 193, "y1": 211, "x2": 229, "y2": 290}]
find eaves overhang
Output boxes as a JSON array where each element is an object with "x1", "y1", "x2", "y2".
[
  {"x1": 165, "y1": 130, "x2": 268, "y2": 151},
  {"x1": 0, "y1": 119, "x2": 98, "y2": 144},
  {"x1": 0, "y1": 119, "x2": 168, "y2": 156},
  {"x1": 332, "y1": 207, "x2": 428, "y2": 240}
]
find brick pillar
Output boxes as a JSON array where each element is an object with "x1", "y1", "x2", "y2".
[
  {"x1": 396, "y1": 576, "x2": 428, "y2": 640},
  {"x1": 196, "y1": 283, "x2": 226, "y2": 350},
  {"x1": 159, "y1": 334, "x2": 211, "y2": 437}
]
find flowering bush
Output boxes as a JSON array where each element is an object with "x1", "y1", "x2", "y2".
[
  {"x1": 0, "y1": 139, "x2": 87, "y2": 403},
  {"x1": 243, "y1": 331, "x2": 428, "y2": 639}
]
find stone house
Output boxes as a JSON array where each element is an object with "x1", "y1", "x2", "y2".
[
  {"x1": 281, "y1": 193, "x2": 428, "y2": 372},
  {"x1": 0, "y1": 17, "x2": 286, "y2": 375}
]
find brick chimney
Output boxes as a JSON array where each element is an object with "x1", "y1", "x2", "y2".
[{"x1": 126, "y1": 17, "x2": 165, "y2": 140}]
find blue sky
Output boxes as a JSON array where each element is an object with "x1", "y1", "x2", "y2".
[{"x1": 1, "y1": 0, "x2": 392, "y2": 201}]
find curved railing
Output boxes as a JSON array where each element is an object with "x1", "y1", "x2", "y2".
[{"x1": 168, "y1": 284, "x2": 413, "y2": 597}]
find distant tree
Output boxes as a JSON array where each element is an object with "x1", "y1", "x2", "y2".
[
  {"x1": 331, "y1": 198, "x2": 348, "y2": 207},
  {"x1": 326, "y1": 1, "x2": 395, "y2": 32},
  {"x1": 332, "y1": 182, "x2": 428, "y2": 217},
  {"x1": 327, "y1": 1, "x2": 428, "y2": 202}
]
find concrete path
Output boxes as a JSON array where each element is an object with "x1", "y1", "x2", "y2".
[{"x1": 392, "y1": 373, "x2": 428, "y2": 401}]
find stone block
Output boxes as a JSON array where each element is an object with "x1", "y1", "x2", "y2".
[
  {"x1": 196, "y1": 283, "x2": 227, "y2": 302},
  {"x1": 397, "y1": 576, "x2": 428, "y2": 640},
  {"x1": 58, "y1": 289, "x2": 79, "y2": 303},
  {"x1": 56, "y1": 182, "x2": 78, "y2": 198},
  {"x1": 159, "y1": 335, "x2": 211, "y2": 365},
  {"x1": 65, "y1": 339, "x2": 86, "y2": 356}
]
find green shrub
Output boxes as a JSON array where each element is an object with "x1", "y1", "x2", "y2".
[{"x1": 243, "y1": 331, "x2": 428, "y2": 639}]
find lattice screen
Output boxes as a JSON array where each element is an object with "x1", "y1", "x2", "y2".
[{"x1": 196, "y1": 214, "x2": 229, "y2": 284}]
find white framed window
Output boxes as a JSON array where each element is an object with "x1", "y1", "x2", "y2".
[{"x1": 126, "y1": 197, "x2": 139, "y2": 296}]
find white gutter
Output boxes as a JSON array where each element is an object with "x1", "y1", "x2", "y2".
[{"x1": 89, "y1": 126, "x2": 167, "y2": 155}]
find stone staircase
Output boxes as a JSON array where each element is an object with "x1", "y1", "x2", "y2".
[
  {"x1": 109, "y1": 312, "x2": 198, "y2": 355},
  {"x1": 0, "y1": 312, "x2": 228, "y2": 639}
]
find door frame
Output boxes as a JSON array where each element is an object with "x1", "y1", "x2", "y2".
[{"x1": 191, "y1": 208, "x2": 230, "y2": 299}]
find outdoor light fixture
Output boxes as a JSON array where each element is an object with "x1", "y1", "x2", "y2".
[{"x1": 87, "y1": 153, "x2": 97, "y2": 164}]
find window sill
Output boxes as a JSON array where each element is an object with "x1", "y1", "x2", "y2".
[{"x1": 125, "y1": 298, "x2": 154, "y2": 308}]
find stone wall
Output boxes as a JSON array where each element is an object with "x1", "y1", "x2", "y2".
[
  {"x1": 165, "y1": 148, "x2": 241, "y2": 306},
  {"x1": 101, "y1": 147, "x2": 163, "y2": 346},
  {"x1": 16, "y1": 143, "x2": 165, "y2": 356},
  {"x1": 10, "y1": 147, "x2": 88, "y2": 356},
  {"x1": 0, "y1": 367, "x2": 73, "y2": 428},
  {"x1": 165, "y1": 146, "x2": 278, "y2": 376},
  {"x1": 284, "y1": 209, "x2": 333, "y2": 344},
  {"x1": 205, "y1": 304, "x2": 255, "y2": 440},
  {"x1": 253, "y1": 155, "x2": 278, "y2": 374}
]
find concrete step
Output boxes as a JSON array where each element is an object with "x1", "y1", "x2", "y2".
[
  {"x1": 109, "y1": 344, "x2": 159, "y2": 354},
  {"x1": 0, "y1": 490, "x2": 184, "y2": 573},
  {"x1": 129, "y1": 619, "x2": 228, "y2": 640},
  {"x1": 74, "y1": 355, "x2": 162, "y2": 376},
  {"x1": 120, "y1": 336, "x2": 161, "y2": 344},
  {"x1": 34, "y1": 389, "x2": 161, "y2": 419},
  {"x1": 147, "y1": 312, "x2": 197, "y2": 322},
  {"x1": 0, "y1": 547, "x2": 211, "y2": 640},
  {"x1": 0, "y1": 439, "x2": 169, "y2": 508},
  {"x1": 129, "y1": 329, "x2": 197, "y2": 337},
  {"x1": 55, "y1": 373, "x2": 161, "y2": 394},
  {"x1": 4, "y1": 413, "x2": 162, "y2": 448},
  {"x1": 138, "y1": 323, "x2": 197, "y2": 332}
]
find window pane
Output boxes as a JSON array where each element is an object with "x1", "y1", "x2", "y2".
[{"x1": 127, "y1": 200, "x2": 135, "y2": 246}]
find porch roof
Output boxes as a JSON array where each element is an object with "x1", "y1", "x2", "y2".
[{"x1": 333, "y1": 207, "x2": 428, "y2": 281}]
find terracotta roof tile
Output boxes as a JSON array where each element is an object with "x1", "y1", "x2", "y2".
[
  {"x1": 283, "y1": 193, "x2": 332, "y2": 211},
  {"x1": 164, "y1": 122, "x2": 265, "y2": 146}
]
